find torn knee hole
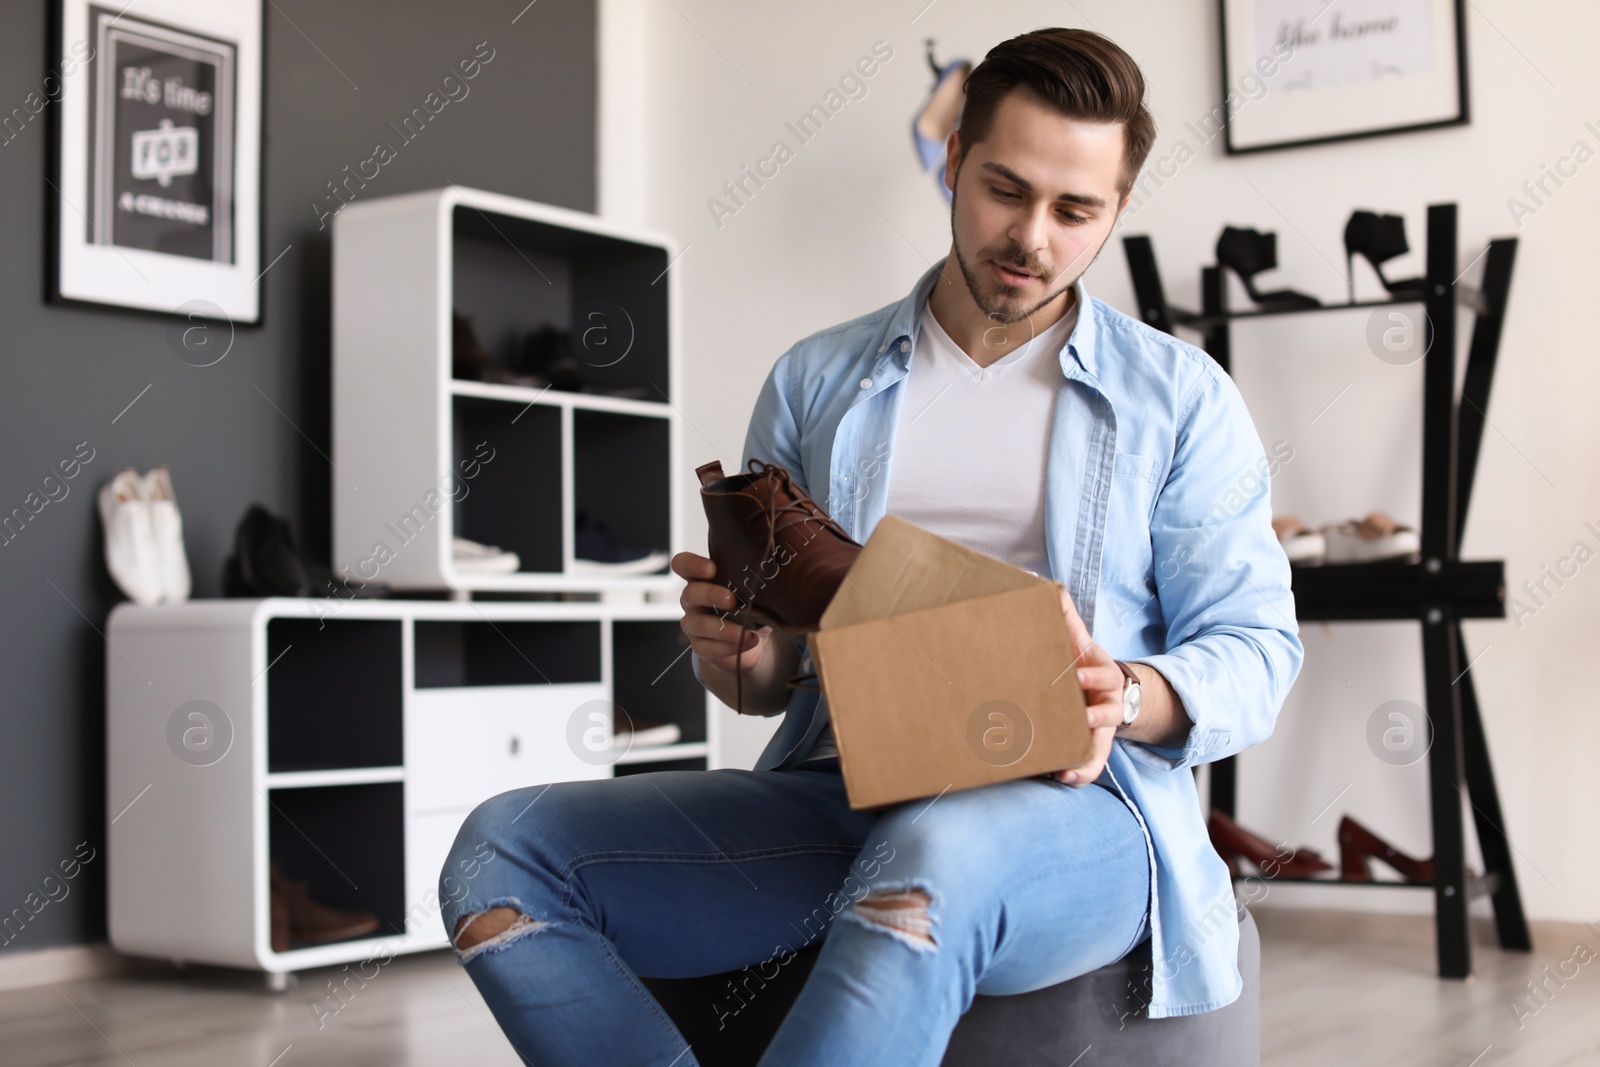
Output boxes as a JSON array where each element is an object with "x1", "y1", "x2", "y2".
[
  {"x1": 453, "y1": 906, "x2": 546, "y2": 959},
  {"x1": 852, "y1": 888, "x2": 935, "y2": 947}
]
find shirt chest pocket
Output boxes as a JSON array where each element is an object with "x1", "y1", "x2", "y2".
[{"x1": 1102, "y1": 451, "x2": 1162, "y2": 580}]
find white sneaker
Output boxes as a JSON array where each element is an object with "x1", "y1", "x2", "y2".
[
  {"x1": 451, "y1": 536, "x2": 521, "y2": 574},
  {"x1": 1321, "y1": 512, "x2": 1421, "y2": 564},
  {"x1": 612, "y1": 718, "x2": 682, "y2": 748},
  {"x1": 1272, "y1": 515, "x2": 1326, "y2": 566},
  {"x1": 569, "y1": 550, "x2": 671, "y2": 576},
  {"x1": 143, "y1": 466, "x2": 192, "y2": 603},
  {"x1": 98, "y1": 469, "x2": 163, "y2": 606}
]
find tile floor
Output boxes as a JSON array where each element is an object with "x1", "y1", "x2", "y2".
[{"x1": 3, "y1": 908, "x2": 1597, "y2": 1065}]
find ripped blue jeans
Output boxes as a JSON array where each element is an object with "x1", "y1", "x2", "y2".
[{"x1": 438, "y1": 758, "x2": 1150, "y2": 1066}]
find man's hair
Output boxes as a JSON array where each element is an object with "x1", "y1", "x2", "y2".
[{"x1": 958, "y1": 28, "x2": 1156, "y2": 199}]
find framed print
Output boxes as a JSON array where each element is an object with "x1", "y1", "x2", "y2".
[
  {"x1": 50, "y1": 0, "x2": 263, "y2": 322},
  {"x1": 1220, "y1": 0, "x2": 1468, "y2": 154}
]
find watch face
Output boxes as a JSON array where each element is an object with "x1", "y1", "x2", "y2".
[{"x1": 1123, "y1": 683, "x2": 1142, "y2": 724}]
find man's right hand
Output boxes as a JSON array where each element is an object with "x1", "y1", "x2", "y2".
[{"x1": 672, "y1": 551, "x2": 771, "y2": 677}]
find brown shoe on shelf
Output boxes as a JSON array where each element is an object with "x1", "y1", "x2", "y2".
[
  {"x1": 270, "y1": 864, "x2": 380, "y2": 949},
  {"x1": 697, "y1": 459, "x2": 862, "y2": 711},
  {"x1": 1337, "y1": 815, "x2": 1471, "y2": 884},
  {"x1": 271, "y1": 876, "x2": 292, "y2": 953},
  {"x1": 1207, "y1": 810, "x2": 1334, "y2": 879}
]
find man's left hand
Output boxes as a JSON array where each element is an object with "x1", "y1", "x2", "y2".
[{"x1": 1052, "y1": 585, "x2": 1122, "y2": 787}]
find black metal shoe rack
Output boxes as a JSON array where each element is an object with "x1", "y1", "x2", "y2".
[{"x1": 1122, "y1": 203, "x2": 1530, "y2": 979}]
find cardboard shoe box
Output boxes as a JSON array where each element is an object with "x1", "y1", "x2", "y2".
[{"x1": 807, "y1": 515, "x2": 1094, "y2": 810}]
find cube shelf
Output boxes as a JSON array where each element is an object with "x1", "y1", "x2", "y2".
[
  {"x1": 266, "y1": 618, "x2": 401, "y2": 774},
  {"x1": 107, "y1": 597, "x2": 718, "y2": 975},
  {"x1": 451, "y1": 205, "x2": 671, "y2": 401},
  {"x1": 333, "y1": 186, "x2": 683, "y2": 593},
  {"x1": 612, "y1": 620, "x2": 707, "y2": 747},
  {"x1": 267, "y1": 783, "x2": 407, "y2": 953}
]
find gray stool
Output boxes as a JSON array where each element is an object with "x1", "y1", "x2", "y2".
[{"x1": 641, "y1": 906, "x2": 1259, "y2": 1066}]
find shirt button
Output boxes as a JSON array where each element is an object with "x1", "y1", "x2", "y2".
[
  {"x1": 877, "y1": 343, "x2": 887, "y2": 354},
  {"x1": 859, "y1": 377, "x2": 872, "y2": 389},
  {"x1": 899, "y1": 339, "x2": 910, "y2": 351}
]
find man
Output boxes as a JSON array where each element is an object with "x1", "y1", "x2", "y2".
[{"x1": 441, "y1": 27, "x2": 1302, "y2": 1066}]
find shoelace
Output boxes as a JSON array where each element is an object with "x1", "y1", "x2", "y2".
[{"x1": 745, "y1": 459, "x2": 852, "y2": 559}]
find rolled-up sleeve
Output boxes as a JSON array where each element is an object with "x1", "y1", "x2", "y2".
[{"x1": 1120, "y1": 363, "x2": 1304, "y2": 771}]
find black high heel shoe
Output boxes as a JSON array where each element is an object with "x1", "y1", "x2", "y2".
[
  {"x1": 1343, "y1": 210, "x2": 1427, "y2": 303},
  {"x1": 1215, "y1": 226, "x2": 1321, "y2": 310}
]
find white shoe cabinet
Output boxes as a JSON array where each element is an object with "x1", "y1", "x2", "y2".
[
  {"x1": 106, "y1": 597, "x2": 715, "y2": 975},
  {"x1": 331, "y1": 185, "x2": 684, "y2": 594}
]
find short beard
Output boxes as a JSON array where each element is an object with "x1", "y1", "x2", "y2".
[
  {"x1": 953, "y1": 242, "x2": 1073, "y2": 325},
  {"x1": 949, "y1": 166, "x2": 1089, "y2": 325}
]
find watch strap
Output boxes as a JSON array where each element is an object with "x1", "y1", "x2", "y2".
[{"x1": 1114, "y1": 660, "x2": 1141, "y2": 729}]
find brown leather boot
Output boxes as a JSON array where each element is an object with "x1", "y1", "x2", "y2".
[
  {"x1": 270, "y1": 864, "x2": 380, "y2": 948},
  {"x1": 697, "y1": 459, "x2": 862, "y2": 710}
]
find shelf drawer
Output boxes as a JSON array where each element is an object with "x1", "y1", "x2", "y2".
[{"x1": 408, "y1": 684, "x2": 611, "y2": 812}]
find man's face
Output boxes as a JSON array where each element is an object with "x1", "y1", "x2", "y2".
[{"x1": 946, "y1": 89, "x2": 1129, "y2": 324}]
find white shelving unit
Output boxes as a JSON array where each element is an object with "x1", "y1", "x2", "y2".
[
  {"x1": 331, "y1": 185, "x2": 683, "y2": 594},
  {"x1": 107, "y1": 598, "x2": 716, "y2": 975}
]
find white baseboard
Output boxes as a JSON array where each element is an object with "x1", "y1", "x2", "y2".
[{"x1": 0, "y1": 942, "x2": 153, "y2": 993}]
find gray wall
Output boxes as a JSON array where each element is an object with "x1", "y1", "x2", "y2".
[{"x1": 0, "y1": 0, "x2": 595, "y2": 953}]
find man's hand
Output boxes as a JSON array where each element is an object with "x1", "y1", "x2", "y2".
[
  {"x1": 672, "y1": 551, "x2": 771, "y2": 676},
  {"x1": 1052, "y1": 584, "x2": 1123, "y2": 787},
  {"x1": 672, "y1": 551, "x2": 799, "y2": 715}
]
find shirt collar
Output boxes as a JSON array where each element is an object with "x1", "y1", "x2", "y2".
[{"x1": 879, "y1": 260, "x2": 1098, "y2": 380}]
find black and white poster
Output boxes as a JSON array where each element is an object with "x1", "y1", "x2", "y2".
[
  {"x1": 52, "y1": 0, "x2": 262, "y2": 322},
  {"x1": 90, "y1": 5, "x2": 235, "y2": 263},
  {"x1": 1221, "y1": 0, "x2": 1468, "y2": 153}
]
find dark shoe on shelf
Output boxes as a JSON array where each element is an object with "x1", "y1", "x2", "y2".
[
  {"x1": 520, "y1": 325, "x2": 591, "y2": 393},
  {"x1": 697, "y1": 459, "x2": 862, "y2": 711},
  {"x1": 222, "y1": 505, "x2": 388, "y2": 599},
  {"x1": 454, "y1": 313, "x2": 550, "y2": 388},
  {"x1": 1343, "y1": 211, "x2": 1427, "y2": 303},
  {"x1": 1337, "y1": 815, "x2": 1466, "y2": 884},
  {"x1": 1215, "y1": 226, "x2": 1322, "y2": 311},
  {"x1": 572, "y1": 509, "x2": 669, "y2": 575},
  {"x1": 1207, "y1": 810, "x2": 1333, "y2": 879}
]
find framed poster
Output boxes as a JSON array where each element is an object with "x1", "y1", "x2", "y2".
[
  {"x1": 1220, "y1": 0, "x2": 1468, "y2": 154},
  {"x1": 50, "y1": 0, "x2": 263, "y2": 322}
]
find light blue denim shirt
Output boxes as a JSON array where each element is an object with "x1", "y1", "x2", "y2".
[{"x1": 697, "y1": 261, "x2": 1303, "y2": 1018}]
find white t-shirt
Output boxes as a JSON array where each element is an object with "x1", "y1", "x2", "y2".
[{"x1": 803, "y1": 294, "x2": 1078, "y2": 762}]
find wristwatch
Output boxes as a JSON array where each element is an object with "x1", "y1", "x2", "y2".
[{"x1": 1114, "y1": 660, "x2": 1142, "y2": 731}]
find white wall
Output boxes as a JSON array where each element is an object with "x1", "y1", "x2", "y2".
[{"x1": 601, "y1": 0, "x2": 1600, "y2": 923}]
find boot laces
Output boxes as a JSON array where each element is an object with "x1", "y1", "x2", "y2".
[{"x1": 745, "y1": 459, "x2": 848, "y2": 558}]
